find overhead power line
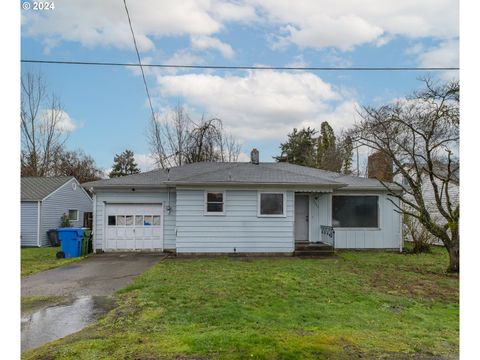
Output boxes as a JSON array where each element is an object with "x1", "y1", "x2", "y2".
[
  {"x1": 20, "y1": 59, "x2": 459, "y2": 72},
  {"x1": 122, "y1": 0, "x2": 156, "y2": 120}
]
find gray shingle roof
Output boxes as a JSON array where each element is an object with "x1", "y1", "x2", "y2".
[
  {"x1": 83, "y1": 162, "x2": 400, "y2": 191},
  {"x1": 21, "y1": 176, "x2": 74, "y2": 201}
]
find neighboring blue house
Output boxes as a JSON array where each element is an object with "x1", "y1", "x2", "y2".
[
  {"x1": 83, "y1": 150, "x2": 403, "y2": 255},
  {"x1": 21, "y1": 176, "x2": 93, "y2": 247}
]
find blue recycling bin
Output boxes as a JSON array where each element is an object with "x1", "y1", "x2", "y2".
[{"x1": 57, "y1": 228, "x2": 85, "y2": 258}]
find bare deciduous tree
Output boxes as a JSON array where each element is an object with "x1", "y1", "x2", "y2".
[
  {"x1": 148, "y1": 104, "x2": 241, "y2": 168},
  {"x1": 348, "y1": 79, "x2": 459, "y2": 272},
  {"x1": 21, "y1": 72, "x2": 68, "y2": 176},
  {"x1": 51, "y1": 149, "x2": 103, "y2": 183},
  {"x1": 403, "y1": 214, "x2": 434, "y2": 254}
]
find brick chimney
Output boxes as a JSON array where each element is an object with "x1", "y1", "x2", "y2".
[
  {"x1": 368, "y1": 151, "x2": 393, "y2": 181},
  {"x1": 250, "y1": 148, "x2": 259, "y2": 165}
]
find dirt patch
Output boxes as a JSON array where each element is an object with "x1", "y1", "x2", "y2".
[{"x1": 368, "y1": 270, "x2": 458, "y2": 303}]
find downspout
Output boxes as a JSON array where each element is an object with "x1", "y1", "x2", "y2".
[
  {"x1": 91, "y1": 188, "x2": 97, "y2": 253},
  {"x1": 36, "y1": 201, "x2": 41, "y2": 247}
]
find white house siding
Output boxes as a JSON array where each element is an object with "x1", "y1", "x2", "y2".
[
  {"x1": 21, "y1": 201, "x2": 39, "y2": 246},
  {"x1": 330, "y1": 191, "x2": 401, "y2": 249},
  {"x1": 93, "y1": 189, "x2": 176, "y2": 251},
  {"x1": 39, "y1": 179, "x2": 93, "y2": 246},
  {"x1": 175, "y1": 188, "x2": 295, "y2": 253},
  {"x1": 395, "y1": 173, "x2": 459, "y2": 244},
  {"x1": 422, "y1": 181, "x2": 459, "y2": 222}
]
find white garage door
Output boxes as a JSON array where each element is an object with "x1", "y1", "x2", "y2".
[{"x1": 105, "y1": 203, "x2": 163, "y2": 250}]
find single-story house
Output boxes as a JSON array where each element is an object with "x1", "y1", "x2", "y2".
[
  {"x1": 21, "y1": 176, "x2": 93, "y2": 247},
  {"x1": 83, "y1": 150, "x2": 403, "y2": 255}
]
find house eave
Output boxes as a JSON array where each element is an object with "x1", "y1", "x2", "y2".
[
  {"x1": 84, "y1": 181, "x2": 347, "y2": 191},
  {"x1": 336, "y1": 186, "x2": 403, "y2": 192}
]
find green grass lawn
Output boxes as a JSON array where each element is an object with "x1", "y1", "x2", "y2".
[
  {"x1": 23, "y1": 246, "x2": 458, "y2": 359},
  {"x1": 21, "y1": 247, "x2": 86, "y2": 276}
]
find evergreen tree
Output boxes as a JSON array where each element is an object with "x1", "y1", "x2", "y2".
[
  {"x1": 317, "y1": 121, "x2": 342, "y2": 172},
  {"x1": 274, "y1": 127, "x2": 317, "y2": 167},
  {"x1": 109, "y1": 149, "x2": 140, "y2": 178},
  {"x1": 340, "y1": 135, "x2": 354, "y2": 174},
  {"x1": 275, "y1": 121, "x2": 353, "y2": 174}
]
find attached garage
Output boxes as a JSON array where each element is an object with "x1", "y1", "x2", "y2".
[{"x1": 105, "y1": 203, "x2": 163, "y2": 251}]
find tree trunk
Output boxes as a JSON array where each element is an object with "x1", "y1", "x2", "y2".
[{"x1": 446, "y1": 229, "x2": 459, "y2": 273}]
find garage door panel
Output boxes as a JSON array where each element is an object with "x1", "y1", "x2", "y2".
[{"x1": 105, "y1": 203, "x2": 163, "y2": 251}]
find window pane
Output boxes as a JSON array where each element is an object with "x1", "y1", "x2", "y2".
[
  {"x1": 153, "y1": 215, "x2": 161, "y2": 225},
  {"x1": 117, "y1": 216, "x2": 126, "y2": 226},
  {"x1": 207, "y1": 203, "x2": 223, "y2": 212},
  {"x1": 68, "y1": 210, "x2": 78, "y2": 220},
  {"x1": 144, "y1": 216, "x2": 153, "y2": 226},
  {"x1": 135, "y1": 215, "x2": 143, "y2": 226},
  {"x1": 108, "y1": 216, "x2": 116, "y2": 226},
  {"x1": 260, "y1": 193, "x2": 284, "y2": 215},
  {"x1": 125, "y1": 215, "x2": 133, "y2": 226},
  {"x1": 207, "y1": 192, "x2": 223, "y2": 202},
  {"x1": 332, "y1": 196, "x2": 378, "y2": 228}
]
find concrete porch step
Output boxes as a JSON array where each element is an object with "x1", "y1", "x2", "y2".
[
  {"x1": 294, "y1": 241, "x2": 334, "y2": 256},
  {"x1": 294, "y1": 250, "x2": 335, "y2": 257}
]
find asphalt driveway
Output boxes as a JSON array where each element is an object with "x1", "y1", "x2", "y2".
[{"x1": 22, "y1": 252, "x2": 167, "y2": 297}]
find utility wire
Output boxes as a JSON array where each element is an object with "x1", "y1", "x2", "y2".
[
  {"x1": 20, "y1": 59, "x2": 459, "y2": 72},
  {"x1": 122, "y1": 0, "x2": 156, "y2": 120}
]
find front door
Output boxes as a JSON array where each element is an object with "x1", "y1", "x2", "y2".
[{"x1": 295, "y1": 195, "x2": 309, "y2": 241}]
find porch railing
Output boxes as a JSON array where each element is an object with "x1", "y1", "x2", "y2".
[{"x1": 320, "y1": 225, "x2": 335, "y2": 249}]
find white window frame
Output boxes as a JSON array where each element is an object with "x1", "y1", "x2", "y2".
[
  {"x1": 257, "y1": 191, "x2": 287, "y2": 218},
  {"x1": 204, "y1": 190, "x2": 226, "y2": 215},
  {"x1": 68, "y1": 209, "x2": 79, "y2": 221},
  {"x1": 331, "y1": 194, "x2": 380, "y2": 230}
]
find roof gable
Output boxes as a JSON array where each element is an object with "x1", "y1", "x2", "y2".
[{"x1": 21, "y1": 176, "x2": 75, "y2": 201}]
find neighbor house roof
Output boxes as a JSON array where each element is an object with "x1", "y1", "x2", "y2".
[
  {"x1": 21, "y1": 176, "x2": 74, "y2": 201},
  {"x1": 83, "y1": 162, "x2": 400, "y2": 191}
]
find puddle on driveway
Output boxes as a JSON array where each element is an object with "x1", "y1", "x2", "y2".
[{"x1": 21, "y1": 295, "x2": 115, "y2": 352}]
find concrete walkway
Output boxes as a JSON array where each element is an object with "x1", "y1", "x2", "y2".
[{"x1": 22, "y1": 252, "x2": 167, "y2": 297}]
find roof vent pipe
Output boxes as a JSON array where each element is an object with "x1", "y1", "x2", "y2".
[{"x1": 250, "y1": 148, "x2": 259, "y2": 165}]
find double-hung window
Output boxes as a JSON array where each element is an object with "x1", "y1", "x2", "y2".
[
  {"x1": 205, "y1": 191, "x2": 225, "y2": 215},
  {"x1": 68, "y1": 209, "x2": 79, "y2": 221},
  {"x1": 258, "y1": 192, "x2": 286, "y2": 217}
]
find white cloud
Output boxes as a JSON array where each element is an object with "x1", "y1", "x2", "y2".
[
  {"x1": 155, "y1": 70, "x2": 358, "y2": 140},
  {"x1": 253, "y1": 0, "x2": 458, "y2": 51},
  {"x1": 22, "y1": 0, "x2": 223, "y2": 52},
  {"x1": 40, "y1": 109, "x2": 79, "y2": 132},
  {"x1": 134, "y1": 153, "x2": 156, "y2": 172},
  {"x1": 406, "y1": 39, "x2": 459, "y2": 81},
  {"x1": 211, "y1": 2, "x2": 258, "y2": 23},
  {"x1": 286, "y1": 55, "x2": 307, "y2": 68},
  {"x1": 417, "y1": 39, "x2": 459, "y2": 68},
  {"x1": 191, "y1": 35, "x2": 235, "y2": 59},
  {"x1": 237, "y1": 152, "x2": 251, "y2": 162},
  {"x1": 22, "y1": 0, "x2": 458, "y2": 54},
  {"x1": 165, "y1": 50, "x2": 203, "y2": 66}
]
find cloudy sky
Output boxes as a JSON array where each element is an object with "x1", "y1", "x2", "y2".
[{"x1": 20, "y1": 0, "x2": 459, "y2": 172}]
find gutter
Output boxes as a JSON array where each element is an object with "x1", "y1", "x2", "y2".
[
  {"x1": 83, "y1": 181, "x2": 348, "y2": 190},
  {"x1": 339, "y1": 186, "x2": 403, "y2": 192},
  {"x1": 90, "y1": 187, "x2": 97, "y2": 254}
]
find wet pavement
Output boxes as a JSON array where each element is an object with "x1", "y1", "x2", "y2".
[
  {"x1": 21, "y1": 296, "x2": 115, "y2": 352},
  {"x1": 21, "y1": 252, "x2": 167, "y2": 352},
  {"x1": 22, "y1": 252, "x2": 167, "y2": 297}
]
